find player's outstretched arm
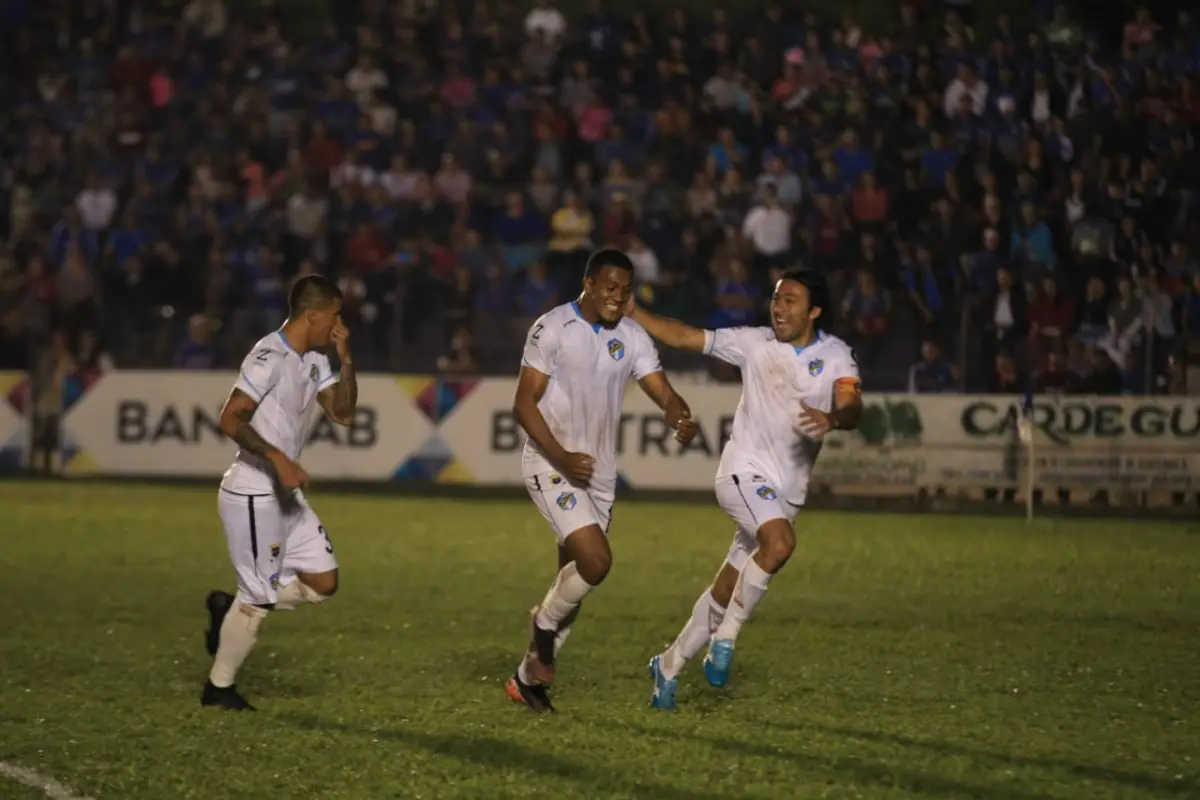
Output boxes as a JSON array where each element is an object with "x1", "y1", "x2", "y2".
[{"x1": 627, "y1": 305, "x2": 707, "y2": 352}]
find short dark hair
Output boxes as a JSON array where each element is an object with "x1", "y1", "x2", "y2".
[
  {"x1": 287, "y1": 274, "x2": 342, "y2": 318},
  {"x1": 584, "y1": 248, "x2": 634, "y2": 281},
  {"x1": 778, "y1": 267, "x2": 831, "y2": 329}
]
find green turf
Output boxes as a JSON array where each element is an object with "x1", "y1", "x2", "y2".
[{"x1": 1, "y1": 481, "x2": 1198, "y2": 799}]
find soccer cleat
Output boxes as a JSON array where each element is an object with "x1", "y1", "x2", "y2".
[
  {"x1": 204, "y1": 590, "x2": 234, "y2": 657},
  {"x1": 505, "y1": 673, "x2": 555, "y2": 713},
  {"x1": 703, "y1": 638, "x2": 735, "y2": 688},
  {"x1": 647, "y1": 655, "x2": 678, "y2": 711},
  {"x1": 201, "y1": 680, "x2": 256, "y2": 711}
]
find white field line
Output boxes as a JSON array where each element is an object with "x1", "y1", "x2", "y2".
[{"x1": 0, "y1": 761, "x2": 95, "y2": 800}]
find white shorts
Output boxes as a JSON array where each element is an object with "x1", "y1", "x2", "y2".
[
  {"x1": 714, "y1": 473, "x2": 801, "y2": 571},
  {"x1": 525, "y1": 471, "x2": 615, "y2": 544},
  {"x1": 217, "y1": 488, "x2": 339, "y2": 607}
]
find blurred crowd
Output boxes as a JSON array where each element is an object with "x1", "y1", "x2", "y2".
[{"x1": 0, "y1": 0, "x2": 1198, "y2": 394}]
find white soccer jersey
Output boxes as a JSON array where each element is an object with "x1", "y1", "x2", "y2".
[
  {"x1": 520, "y1": 301, "x2": 662, "y2": 490},
  {"x1": 704, "y1": 327, "x2": 859, "y2": 505},
  {"x1": 220, "y1": 331, "x2": 338, "y2": 494}
]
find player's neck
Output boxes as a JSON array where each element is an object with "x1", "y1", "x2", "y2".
[
  {"x1": 785, "y1": 328, "x2": 819, "y2": 349},
  {"x1": 574, "y1": 295, "x2": 605, "y2": 326},
  {"x1": 279, "y1": 321, "x2": 310, "y2": 353}
]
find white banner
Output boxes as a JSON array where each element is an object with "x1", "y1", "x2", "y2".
[
  {"x1": 60, "y1": 371, "x2": 432, "y2": 478},
  {"x1": 2, "y1": 369, "x2": 1197, "y2": 493}
]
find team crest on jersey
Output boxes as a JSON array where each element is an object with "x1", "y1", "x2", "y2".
[
  {"x1": 549, "y1": 473, "x2": 563, "y2": 485},
  {"x1": 270, "y1": 543, "x2": 281, "y2": 559},
  {"x1": 756, "y1": 485, "x2": 778, "y2": 501},
  {"x1": 556, "y1": 492, "x2": 577, "y2": 511},
  {"x1": 309, "y1": 364, "x2": 319, "y2": 382},
  {"x1": 607, "y1": 338, "x2": 625, "y2": 361},
  {"x1": 808, "y1": 358, "x2": 824, "y2": 376}
]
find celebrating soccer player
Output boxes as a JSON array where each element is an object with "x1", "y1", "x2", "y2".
[
  {"x1": 629, "y1": 267, "x2": 863, "y2": 710},
  {"x1": 202, "y1": 274, "x2": 357, "y2": 711},
  {"x1": 505, "y1": 248, "x2": 698, "y2": 713}
]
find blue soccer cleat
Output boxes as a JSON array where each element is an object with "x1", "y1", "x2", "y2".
[
  {"x1": 647, "y1": 655, "x2": 678, "y2": 710},
  {"x1": 703, "y1": 639, "x2": 735, "y2": 688}
]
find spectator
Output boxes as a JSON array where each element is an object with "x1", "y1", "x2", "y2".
[
  {"x1": 842, "y1": 270, "x2": 890, "y2": 365},
  {"x1": 518, "y1": 261, "x2": 558, "y2": 321},
  {"x1": 908, "y1": 340, "x2": 959, "y2": 393},
  {"x1": 709, "y1": 259, "x2": 761, "y2": 329},
  {"x1": 173, "y1": 314, "x2": 218, "y2": 370},
  {"x1": 438, "y1": 326, "x2": 479, "y2": 375},
  {"x1": 742, "y1": 185, "x2": 791, "y2": 275}
]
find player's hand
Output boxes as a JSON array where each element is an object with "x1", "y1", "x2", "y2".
[
  {"x1": 271, "y1": 453, "x2": 310, "y2": 490},
  {"x1": 798, "y1": 402, "x2": 832, "y2": 439},
  {"x1": 620, "y1": 294, "x2": 637, "y2": 317},
  {"x1": 331, "y1": 318, "x2": 351, "y2": 362},
  {"x1": 665, "y1": 398, "x2": 698, "y2": 444},
  {"x1": 557, "y1": 452, "x2": 596, "y2": 485}
]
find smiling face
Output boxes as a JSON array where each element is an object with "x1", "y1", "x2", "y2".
[
  {"x1": 770, "y1": 279, "x2": 821, "y2": 344},
  {"x1": 583, "y1": 265, "x2": 633, "y2": 324}
]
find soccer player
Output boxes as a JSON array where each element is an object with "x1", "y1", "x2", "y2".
[
  {"x1": 201, "y1": 274, "x2": 358, "y2": 711},
  {"x1": 505, "y1": 248, "x2": 699, "y2": 713},
  {"x1": 630, "y1": 267, "x2": 863, "y2": 710}
]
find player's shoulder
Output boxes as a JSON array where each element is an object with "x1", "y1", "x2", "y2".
[
  {"x1": 244, "y1": 332, "x2": 288, "y2": 361},
  {"x1": 615, "y1": 314, "x2": 654, "y2": 342},
  {"x1": 732, "y1": 325, "x2": 777, "y2": 345},
  {"x1": 816, "y1": 332, "x2": 857, "y2": 366},
  {"x1": 529, "y1": 303, "x2": 576, "y2": 332}
]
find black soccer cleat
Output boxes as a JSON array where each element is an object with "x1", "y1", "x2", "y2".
[
  {"x1": 505, "y1": 673, "x2": 556, "y2": 713},
  {"x1": 205, "y1": 590, "x2": 234, "y2": 657},
  {"x1": 201, "y1": 680, "x2": 256, "y2": 711}
]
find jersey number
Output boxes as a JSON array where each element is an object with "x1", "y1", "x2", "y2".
[
  {"x1": 318, "y1": 525, "x2": 334, "y2": 554},
  {"x1": 531, "y1": 324, "x2": 544, "y2": 342},
  {"x1": 253, "y1": 349, "x2": 271, "y2": 362}
]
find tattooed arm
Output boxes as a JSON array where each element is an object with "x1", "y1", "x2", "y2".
[
  {"x1": 318, "y1": 357, "x2": 357, "y2": 426},
  {"x1": 219, "y1": 389, "x2": 283, "y2": 460}
]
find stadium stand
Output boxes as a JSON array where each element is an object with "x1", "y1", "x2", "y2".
[{"x1": 1, "y1": 0, "x2": 1197, "y2": 394}]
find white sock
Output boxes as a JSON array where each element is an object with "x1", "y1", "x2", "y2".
[
  {"x1": 534, "y1": 562, "x2": 594, "y2": 631},
  {"x1": 713, "y1": 559, "x2": 773, "y2": 643},
  {"x1": 274, "y1": 579, "x2": 328, "y2": 611},
  {"x1": 554, "y1": 625, "x2": 572, "y2": 655},
  {"x1": 660, "y1": 589, "x2": 725, "y2": 680},
  {"x1": 209, "y1": 602, "x2": 267, "y2": 687}
]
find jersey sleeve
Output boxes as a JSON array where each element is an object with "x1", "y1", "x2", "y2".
[
  {"x1": 831, "y1": 344, "x2": 862, "y2": 389},
  {"x1": 316, "y1": 354, "x2": 339, "y2": 392},
  {"x1": 235, "y1": 346, "x2": 283, "y2": 403},
  {"x1": 520, "y1": 316, "x2": 560, "y2": 376},
  {"x1": 701, "y1": 326, "x2": 758, "y2": 367},
  {"x1": 630, "y1": 326, "x2": 663, "y2": 380}
]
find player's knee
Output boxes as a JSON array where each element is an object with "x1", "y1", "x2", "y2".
[
  {"x1": 299, "y1": 570, "x2": 338, "y2": 599},
  {"x1": 756, "y1": 521, "x2": 796, "y2": 572},
  {"x1": 575, "y1": 550, "x2": 611, "y2": 586}
]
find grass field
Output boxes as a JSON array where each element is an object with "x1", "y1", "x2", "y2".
[{"x1": 2, "y1": 481, "x2": 1198, "y2": 799}]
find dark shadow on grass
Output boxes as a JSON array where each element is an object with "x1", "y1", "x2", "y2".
[
  {"x1": 604, "y1": 719, "x2": 1063, "y2": 800},
  {"x1": 772, "y1": 720, "x2": 1199, "y2": 796},
  {"x1": 278, "y1": 711, "x2": 743, "y2": 800}
]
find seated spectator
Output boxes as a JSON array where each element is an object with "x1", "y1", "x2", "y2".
[
  {"x1": 842, "y1": 269, "x2": 890, "y2": 364},
  {"x1": 517, "y1": 261, "x2": 558, "y2": 321},
  {"x1": 1036, "y1": 351, "x2": 1079, "y2": 395},
  {"x1": 492, "y1": 192, "x2": 547, "y2": 273},
  {"x1": 173, "y1": 314, "x2": 218, "y2": 370},
  {"x1": 908, "y1": 339, "x2": 958, "y2": 393},
  {"x1": 1075, "y1": 277, "x2": 1109, "y2": 346},
  {"x1": 1029, "y1": 275, "x2": 1074, "y2": 361},
  {"x1": 1011, "y1": 201, "x2": 1058, "y2": 275},
  {"x1": 437, "y1": 326, "x2": 479, "y2": 375},
  {"x1": 709, "y1": 259, "x2": 761, "y2": 329}
]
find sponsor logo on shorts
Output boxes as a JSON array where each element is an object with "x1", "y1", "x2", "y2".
[
  {"x1": 269, "y1": 572, "x2": 281, "y2": 589},
  {"x1": 808, "y1": 358, "x2": 824, "y2": 376},
  {"x1": 607, "y1": 338, "x2": 625, "y2": 361},
  {"x1": 756, "y1": 485, "x2": 777, "y2": 501},
  {"x1": 270, "y1": 543, "x2": 281, "y2": 559},
  {"x1": 549, "y1": 473, "x2": 563, "y2": 485},
  {"x1": 556, "y1": 492, "x2": 577, "y2": 511}
]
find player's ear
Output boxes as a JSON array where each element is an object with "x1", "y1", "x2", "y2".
[{"x1": 809, "y1": 305, "x2": 823, "y2": 323}]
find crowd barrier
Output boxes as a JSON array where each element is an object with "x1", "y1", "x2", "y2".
[{"x1": 2, "y1": 371, "x2": 1198, "y2": 500}]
